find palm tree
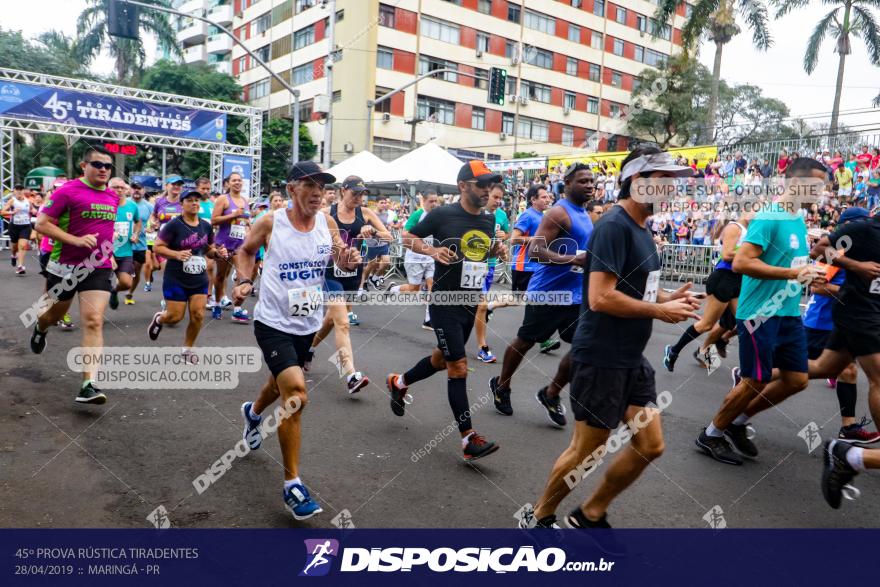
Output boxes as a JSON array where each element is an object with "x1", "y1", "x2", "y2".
[
  {"x1": 655, "y1": 0, "x2": 773, "y2": 143},
  {"x1": 76, "y1": 0, "x2": 181, "y2": 83},
  {"x1": 774, "y1": 0, "x2": 880, "y2": 136}
]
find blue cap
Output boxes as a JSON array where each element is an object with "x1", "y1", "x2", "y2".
[
  {"x1": 165, "y1": 175, "x2": 185, "y2": 185},
  {"x1": 839, "y1": 207, "x2": 869, "y2": 225}
]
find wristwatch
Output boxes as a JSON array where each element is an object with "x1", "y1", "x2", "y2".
[{"x1": 237, "y1": 278, "x2": 254, "y2": 286}]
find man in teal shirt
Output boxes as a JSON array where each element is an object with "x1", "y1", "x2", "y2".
[
  {"x1": 474, "y1": 184, "x2": 510, "y2": 363},
  {"x1": 194, "y1": 177, "x2": 216, "y2": 306},
  {"x1": 109, "y1": 177, "x2": 141, "y2": 310},
  {"x1": 698, "y1": 158, "x2": 828, "y2": 466}
]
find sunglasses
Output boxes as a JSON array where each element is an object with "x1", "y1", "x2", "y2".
[
  {"x1": 466, "y1": 179, "x2": 495, "y2": 189},
  {"x1": 87, "y1": 161, "x2": 114, "y2": 170}
]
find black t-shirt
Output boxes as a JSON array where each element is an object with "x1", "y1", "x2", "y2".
[
  {"x1": 408, "y1": 202, "x2": 495, "y2": 295},
  {"x1": 158, "y1": 216, "x2": 214, "y2": 288},
  {"x1": 571, "y1": 205, "x2": 662, "y2": 368},
  {"x1": 830, "y1": 217, "x2": 880, "y2": 328}
]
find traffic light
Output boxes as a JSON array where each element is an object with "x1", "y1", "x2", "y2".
[
  {"x1": 487, "y1": 67, "x2": 507, "y2": 106},
  {"x1": 108, "y1": 0, "x2": 140, "y2": 40}
]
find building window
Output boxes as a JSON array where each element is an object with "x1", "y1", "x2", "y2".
[
  {"x1": 564, "y1": 91, "x2": 576, "y2": 110},
  {"x1": 249, "y1": 78, "x2": 270, "y2": 100},
  {"x1": 474, "y1": 68, "x2": 489, "y2": 90},
  {"x1": 417, "y1": 96, "x2": 455, "y2": 125},
  {"x1": 590, "y1": 32, "x2": 603, "y2": 50},
  {"x1": 562, "y1": 126, "x2": 574, "y2": 147},
  {"x1": 253, "y1": 12, "x2": 272, "y2": 35},
  {"x1": 593, "y1": 0, "x2": 604, "y2": 17},
  {"x1": 506, "y1": 75, "x2": 517, "y2": 95},
  {"x1": 375, "y1": 89, "x2": 392, "y2": 114},
  {"x1": 613, "y1": 39, "x2": 624, "y2": 56},
  {"x1": 521, "y1": 79, "x2": 552, "y2": 103},
  {"x1": 609, "y1": 103, "x2": 622, "y2": 118},
  {"x1": 292, "y1": 63, "x2": 314, "y2": 85},
  {"x1": 295, "y1": 0, "x2": 315, "y2": 12},
  {"x1": 589, "y1": 63, "x2": 600, "y2": 82},
  {"x1": 651, "y1": 19, "x2": 672, "y2": 40},
  {"x1": 524, "y1": 9, "x2": 555, "y2": 35},
  {"x1": 568, "y1": 24, "x2": 580, "y2": 43},
  {"x1": 419, "y1": 55, "x2": 458, "y2": 82},
  {"x1": 507, "y1": 2, "x2": 521, "y2": 23},
  {"x1": 471, "y1": 107, "x2": 486, "y2": 130},
  {"x1": 566, "y1": 57, "x2": 578, "y2": 76},
  {"x1": 298, "y1": 99, "x2": 313, "y2": 121},
  {"x1": 255, "y1": 44, "x2": 270, "y2": 62},
  {"x1": 571, "y1": 0, "x2": 582, "y2": 7},
  {"x1": 379, "y1": 4, "x2": 395, "y2": 27},
  {"x1": 377, "y1": 46, "x2": 394, "y2": 69},
  {"x1": 421, "y1": 16, "x2": 460, "y2": 44},
  {"x1": 293, "y1": 25, "x2": 315, "y2": 50},
  {"x1": 645, "y1": 48, "x2": 666, "y2": 67},
  {"x1": 477, "y1": 32, "x2": 490, "y2": 53},
  {"x1": 478, "y1": 0, "x2": 492, "y2": 14},
  {"x1": 616, "y1": 7, "x2": 627, "y2": 24},
  {"x1": 333, "y1": 90, "x2": 342, "y2": 102},
  {"x1": 634, "y1": 46, "x2": 645, "y2": 62},
  {"x1": 632, "y1": 77, "x2": 642, "y2": 91},
  {"x1": 636, "y1": 14, "x2": 648, "y2": 32},
  {"x1": 505, "y1": 40, "x2": 517, "y2": 59},
  {"x1": 607, "y1": 135, "x2": 619, "y2": 151},
  {"x1": 611, "y1": 71, "x2": 622, "y2": 88},
  {"x1": 523, "y1": 46, "x2": 553, "y2": 69},
  {"x1": 685, "y1": 3, "x2": 694, "y2": 17},
  {"x1": 587, "y1": 97, "x2": 599, "y2": 113},
  {"x1": 442, "y1": 0, "x2": 463, "y2": 5},
  {"x1": 517, "y1": 116, "x2": 548, "y2": 142},
  {"x1": 502, "y1": 113, "x2": 515, "y2": 134}
]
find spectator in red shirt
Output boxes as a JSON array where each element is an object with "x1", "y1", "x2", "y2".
[
  {"x1": 776, "y1": 148, "x2": 790, "y2": 174},
  {"x1": 856, "y1": 145, "x2": 873, "y2": 167}
]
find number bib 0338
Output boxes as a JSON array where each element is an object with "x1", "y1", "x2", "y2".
[
  {"x1": 287, "y1": 285, "x2": 322, "y2": 317},
  {"x1": 642, "y1": 270, "x2": 661, "y2": 303},
  {"x1": 229, "y1": 223, "x2": 247, "y2": 240},
  {"x1": 461, "y1": 261, "x2": 489, "y2": 289},
  {"x1": 183, "y1": 255, "x2": 207, "y2": 275}
]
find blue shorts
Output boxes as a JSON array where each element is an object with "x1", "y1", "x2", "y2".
[
  {"x1": 736, "y1": 316, "x2": 807, "y2": 382},
  {"x1": 163, "y1": 280, "x2": 209, "y2": 302},
  {"x1": 482, "y1": 265, "x2": 496, "y2": 293},
  {"x1": 366, "y1": 244, "x2": 390, "y2": 260}
]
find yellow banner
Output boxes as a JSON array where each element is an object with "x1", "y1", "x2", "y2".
[{"x1": 548, "y1": 145, "x2": 718, "y2": 175}]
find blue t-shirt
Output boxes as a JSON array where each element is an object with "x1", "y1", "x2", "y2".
[
  {"x1": 527, "y1": 198, "x2": 593, "y2": 305},
  {"x1": 803, "y1": 270, "x2": 846, "y2": 331},
  {"x1": 133, "y1": 199, "x2": 153, "y2": 252},
  {"x1": 512, "y1": 207, "x2": 543, "y2": 273},
  {"x1": 113, "y1": 200, "x2": 140, "y2": 258},
  {"x1": 199, "y1": 199, "x2": 215, "y2": 222}
]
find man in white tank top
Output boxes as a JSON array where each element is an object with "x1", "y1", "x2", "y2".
[{"x1": 231, "y1": 161, "x2": 361, "y2": 521}]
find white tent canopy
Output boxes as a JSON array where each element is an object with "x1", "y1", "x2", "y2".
[
  {"x1": 325, "y1": 150, "x2": 391, "y2": 183},
  {"x1": 374, "y1": 143, "x2": 464, "y2": 187}
]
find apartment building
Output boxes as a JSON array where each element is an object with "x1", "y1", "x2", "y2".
[
  {"x1": 231, "y1": 0, "x2": 691, "y2": 163},
  {"x1": 173, "y1": 0, "x2": 235, "y2": 75}
]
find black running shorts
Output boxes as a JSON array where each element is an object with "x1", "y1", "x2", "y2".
[
  {"x1": 569, "y1": 356, "x2": 657, "y2": 429},
  {"x1": 517, "y1": 303, "x2": 580, "y2": 344},
  {"x1": 511, "y1": 270, "x2": 533, "y2": 292},
  {"x1": 429, "y1": 304, "x2": 477, "y2": 362},
  {"x1": 45, "y1": 268, "x2": 113, "y2": 302},
  {"x1": 826, "y1": 322, "x2": 880, "y2": 359},
  {"x1": 705, "y1": 268, "x2": 742, "y2": 303},
  {"x1": 254, "y1": 320, "x2": 315, "y2": 378}
]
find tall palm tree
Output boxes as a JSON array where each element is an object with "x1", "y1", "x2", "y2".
[
  {"x1": 76, "y1": 0, "x2": 181, "y2": 83},
  {"x1": 655, "y1": 0, "x2": 773, "y2": 143},
  {"x1": 774, "y1": 0, "x2": 880, "y2": 136}
]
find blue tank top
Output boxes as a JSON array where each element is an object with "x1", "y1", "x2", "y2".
[
  {"x1": 526, "y1": 198, "x2": 593, "y2": 305},
  {"x1": 803, "y1": 270, "x2": 846, "y2": 331},
  {"x1": 714, "y1": 221, "x2": 746, "y2": 271}
]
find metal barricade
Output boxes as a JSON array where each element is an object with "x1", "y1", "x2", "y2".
[
  {"x1": 383, "y1": 228, "x2": 407, "y2": 280},
  {"x1": 660, "y1": 244, "x2": 720, "y2": 285}
]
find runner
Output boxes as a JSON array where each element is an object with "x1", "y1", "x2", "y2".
[
  {"x1": 386, "y1": 160, "x2": 507, "y2": 462},
  {"x1": 360, "y1": 196, "x2": 398, "y2": 292},
  {"x1": 385, "y1": 190, "x2": 439, "y2": 330},
  {"x1": 194, "y1": 177, "x2": 217, "y2": 308},
  {"x1": 664, "y1": 214, "x2": 751, "y2": 371},
  {"x1": 233, "y1": 160, "x2": 360, "y2": 520},
  {"x1": 473, "y1": 184, "x2": 510, "y2": 363},
  {"x1": 147, "y1": 190, "x2": 227, "y2": 358},
  {"x1": 696, "y1": 158, "x2": 828, "y2": 465},
  {"x1": 30, "y1": 146, "x2": 119, "y2": 404},
  {"x1": 211, "y1": 172, "x2": 251, "y2": 322},
  {"x1": 108, "y1": 178, "x2": 141, "y2": 310},
  {"x1": 126, "y1": 182, "x2": 152, "y2": 305},
  {"x1": 2, "y1": 185, "x2": 38, "y2": 274},
  {"x1": 526, "y1": 147, "x2": 699, "y2": 532},
  {"x1": 34, "y1": 183, "x2": 74, "y2": 330},
  {"x1": 489, "y1": 163, "x2": 594, "y2": 427},
  {"x1": 145, "y1": 176, "x2": 185, "y2": 292}
]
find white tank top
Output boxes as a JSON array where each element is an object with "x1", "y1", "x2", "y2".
[
  {"x1": 12, "y1": 198, "x2": 31, "y2": 225},
  {"x1": 254, "y1": 208, "x2": 332, "y2": 335}
]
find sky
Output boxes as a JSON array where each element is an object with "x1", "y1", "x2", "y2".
[{"x1": 4, "y1": 0, "x2": 879, "y2": 136}]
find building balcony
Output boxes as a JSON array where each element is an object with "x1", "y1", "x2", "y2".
[
  {"x1": 178, "y1": 0, "x2": 207, "y2": 15},
  {"x1": 177, "y1": 21, "x2": 208, "y2": 45},
  {"x1": 206, "y1": 34, "x2": 233, "y2": 54},
  {"x1": 211, "y1": 59, "x2": 232, "y2": 75},
  {"x1": 207, "y1": 3, "x2": 233, "y2": 26},
  {"x1": 183, "y1": 44, "x2": 208, "y2": 65}
]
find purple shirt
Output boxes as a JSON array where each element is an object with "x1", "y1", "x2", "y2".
[
  {"x1": 154, "y1": 196, "x2": 183, "y2": 227},
  {"x1": 42, "y1": 178, "x2": 118, "y2": 268}
]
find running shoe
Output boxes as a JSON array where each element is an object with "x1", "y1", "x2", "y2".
[
  {"x1": 724, "y1": 423, "x2": 758, "y2": 457},
  {"x1": 369, "y1": 275, "x2": 384, "y2": 289},
  {"x1": 386, "y1": 373, "x2": 409, "y2": 417},
  {"x1": 347, "y1": 372, "x2": 369, "y2": 394},
  {"x1": 477, "y1": 348, "x2": 496, "y2": 363},
  {"x1": 75, "y1": 382, "x2": 107, "y2": 405},
  {"x1": 232, "y1": 308, "x2": 250, "y2": 323},
  {"x1": 695, "y1": 429, "x2": 743, "y2": 465},
  {"x1": 827, "y1": 378, "x2": 837, "y2": 389},
  {"x1": 30, "y1": 326, "x2": 47, "y2": 354},
  {"x1": 839, "y1": 416, "x2": 880, "y2": 443},
  {"x1": 715, "y1": 338, "x2": 728, "y2": 358},
  {"x1": 539, "y1": 339, "x2": 561, "y2": 354},
  {"x1": 421, "y1": 320, "x2": 433, "y2": 331},
  {"x1": 519, "y1": 514, "x2": 561, "y2": 529},
  {"x1": 148, "y1": 311, "x2": 163, "y2": 341},
  {"x1": 160, "y1": 299, "x2": 166, "y2": 311},
  {"x1": 16, "y1": 265, "x2": 25, "y2": 275},
  {"x1": 109, "y1": 291, "x2": 119, "y2": 310},
  {"x1": 124, "y1": 295, "x2": 135, "y2": 305},
  {"x1": 462, "y1": 432, "x2": 499, "y2": 462},
  {"x1": 283, "y1": 483, "x2": 323, "y2": 520},
  {"x1": 485, "y1": 307, "x2": 494, "y2": 323},
  {"x1": 241, "y1": 401, "x2": 262, "y2": 450},
  {"x1": 693, "y1": 348, "x2": 712, "y2": 370},
  {"x1": 219, "y1": 296, "x2": 233, "y2": 310},
  {"x1": 206, "y1": 297, "x2": 216, "y2": 309},
  {"x1": 663, "y1": 345, "x2": 678, "y2": 372},
  {"x1": 489, "y1": 376, "x2": 513, "y2": 416},
  {"x1": 822, "y1": 440, "x2": 859, "y2": 509},
  {"x1": 536, "y1": 387, "x2": 567, "y2": 427},
  {"x1": 303, "y1": 349, "x2": 314, "y2": 373},
  {"x1": 181, "y1": 348, "x2": 199, "y2": 365},
  {"x1": 731, "y1": 366, "x2": 742, "y2": 387},
  {"x1": 143, "y1": 281, "x2": 152, "y2": 292},
  {"x1": 60, "y1": 314, "x2": 74, "y2": 330},
  {"x1": 10, "y1": 255, "x2": 15, "y2": 267},
  {"x1": 348, "y1": 312, "x2": 360, "y2": 326},
  {"x1": 565, "y1": 508, "x2": 626, "y2": 556},
  {"x1": 212, "y1": 305, "x2": 222, "y2": 320}
]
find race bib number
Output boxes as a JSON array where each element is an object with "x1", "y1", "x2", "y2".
[
  {"x1": 642, "y1": 270, "x2": 661, "y2": 303},
  {"x1": 570, "y1": 249, "x2": 587, "y2": 274},
  {"x1": 870, "y1": 277, "x2": 880, "y2": 295},
  {"x1": 288, "y1": 285, "x2": 322, "y2": 317},
  {"x1": 229, "y1": 223, "x2": 247, "y2": 240},
  {"x1": 791, "y1": 256, "x2": 809, "y2": 269},
  {"x1": 13, "y1": 213, "x2": 30, "y2": 225},
  {"x1": 46, "y1": 260, "x2": 76, "y2": 279},
  {"x1": 182, "y1": 255, "x2": 206, "y2": 275},
  {"x1": 461, "y1": 261, "x2": 489, "y2": 289},
  {"x1": 114, "y1": 221, "x2": 130, "y2": 239},
  {"x1": 146, "y1": 231, "x2": 157, "y2": 242},
  {"x1": 334, "y1": 264, "x2": 357, "y2": 278}
]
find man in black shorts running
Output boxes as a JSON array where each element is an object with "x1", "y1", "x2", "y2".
[{"x1": 387, "y1": 160, "x2": 507, "y2": 462}]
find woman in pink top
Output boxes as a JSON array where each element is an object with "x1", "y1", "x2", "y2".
[{"x1": 777, "y1": 149, "x2": 790, "y2": 175}]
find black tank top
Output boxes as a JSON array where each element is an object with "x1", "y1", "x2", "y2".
[{"x1": 327, "y1": 203, "x2": 366, "y2": 277}]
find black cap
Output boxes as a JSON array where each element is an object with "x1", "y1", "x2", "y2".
[
  {"x1": 130, "y1": 181, "x2": 142, "y2": 189},
  {"x1": 342, "y1": 175, "x2": 369, "y2": 194},
  {"x1": 180, "y1": 190, "x2": 201, "y2": 201},
  {"x1": 457, "y1": 160, "x2": 502, "y2": 184},
  {"x1": 287, "y1": 160, "x2": 336, "y2": 185}
]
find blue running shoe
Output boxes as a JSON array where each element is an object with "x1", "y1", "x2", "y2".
[
  {"x1": 143, "y1": 282, "x2": 152, "y2": 292},
  {"x1": 212, "y1": 305, "x2": 222, "y2": 320},
  {"x1": 348, "y1": 312, "x2": 360, "y2": 326},
  {"x1": 232, "y1": 308, "x2": 250, "y2": 323},
  {"x1": 662, "y1": 345, "x2": 678, "y2": 372},
  {"x1": 477, "y1": 348, "x2": 496, "y2": 363},
  {"x1": 241, "y1": 402, "x2": 262, "y2": 450},
  {"x1": 283, "y1": 483, "x2": 323, "y2": 520}
]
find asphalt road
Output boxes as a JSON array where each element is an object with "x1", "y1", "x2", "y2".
[{"x1": 1, "y1": 259, "x2": 877, "y2": 529}]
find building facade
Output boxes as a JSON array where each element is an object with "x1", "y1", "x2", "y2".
[
  {"x1": 231, "y1": 0, "x2": 691, "y2": 163},
  {"x1": 172, "y1": 0, "x2": 235, "y2": 75}
]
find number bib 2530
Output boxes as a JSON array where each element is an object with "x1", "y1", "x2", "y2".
[
  {"x1": 287, "y1": 285, "x2": 322, "y2": 317},
  {"x1": 461, "y1": 261, "x2": 488, "y2": 289}
]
